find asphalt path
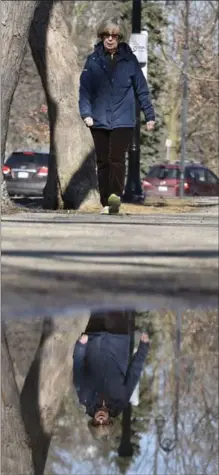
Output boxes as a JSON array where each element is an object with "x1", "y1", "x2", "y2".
[{"x1": 2, "y1": 207, "x2": 218, "y2": 319}]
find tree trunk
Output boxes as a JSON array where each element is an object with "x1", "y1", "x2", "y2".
[
  {"x1": 29, "y1": 1, "x2": 99, "y2": 210},
  {"x1": 1, "y1": 173, "x2": 13, "y2": 214},
  {"x1": 1, "y1": 322, "x2": 34, "y2": 475},
  {"x1": 1, "y1": 0, "x2": 38, "y2": 211}
]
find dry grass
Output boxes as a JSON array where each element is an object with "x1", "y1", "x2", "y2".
[
  {"x1": 77, "y1": 197, "x2": 202, "y2": 215},
  {"x1": 3, "y1": 197, "x2": 216, "y2": 216}
]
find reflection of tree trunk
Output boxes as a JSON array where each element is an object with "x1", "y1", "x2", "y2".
[
  {"x1": 1, "y1": 0, "x2": 38, "y2": 211},
  {"x1": 118, "y1": 312, "x2": 135, "y2": 458},
  {"x1": 153, "y1": 428, "x2": 159, "y2": 475},
  {"x1": 174, "y1": 311, "x2": 181, "y2": 444},
  {"x1": 20, "y1": 315, "x2": 89, "y2": 475},
  {"x1": 118, "y1": 404, "x2": 134, "y2": 457},
  {"x1": 29, "y1": 1, "x2": 99, "y2": 210},
  {"x1": 4, "y1": 319, "x2": 43, "y2": 392},
  {"x1": 1, "y1": 322, "x2": 34, "y2": 475}
]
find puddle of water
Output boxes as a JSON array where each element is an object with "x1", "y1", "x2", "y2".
[
  {"x1": 2, "y1": 308, "x2": 218, "y2": 475},
  {"x1": 44, "y1": 309, "x2": 218, "y2": 475}
]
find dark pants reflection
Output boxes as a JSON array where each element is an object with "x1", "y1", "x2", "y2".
[{"x1": 85, "y1": 310, "x2": 129, "y2": 335}]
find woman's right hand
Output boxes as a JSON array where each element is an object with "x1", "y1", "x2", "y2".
[
  {"x1": 79, "y1": 334, "x2": 88, "y2": 344},
  {"x1": 84, "y1": 117, "x2": 93, "y2": 127}
]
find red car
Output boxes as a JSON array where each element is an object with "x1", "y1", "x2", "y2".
[{"x1": 142, "y1": 162, "x2": 219, "y2": 198}]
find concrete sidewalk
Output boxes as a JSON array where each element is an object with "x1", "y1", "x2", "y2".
[{"x1": 2, "y1": 208, "x2": 218, "y2": 319}]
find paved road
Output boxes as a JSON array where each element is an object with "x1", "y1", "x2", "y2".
[{"x1": 2, "y1": 208, "x2": 218, "y2": 319}]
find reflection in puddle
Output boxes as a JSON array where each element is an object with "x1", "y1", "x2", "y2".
[
  {"x1": 2, "y1": 309, "x2": 218, "y2": 475},
  {"x1": 73, "y1": 310, "x2": 150, "y2": 429}
]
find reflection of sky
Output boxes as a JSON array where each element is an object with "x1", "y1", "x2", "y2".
[
  {"x1": 47, "y1": 399, "x2": 217, "y2": 475},
  {"x1": 45, "y1": 326, "x2": 218, "y2": 475},
  {"x1": 49, "y1": 434, "x2": 160, "y2": 475},
  {"x1": 49, "y1": 425, "x2": 217, "y2": 475}
]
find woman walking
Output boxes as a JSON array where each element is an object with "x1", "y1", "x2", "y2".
[{"x1": 79, "y1": 18, "x2": 155, "y2": 214}]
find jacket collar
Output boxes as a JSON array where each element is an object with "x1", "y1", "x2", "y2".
[{"x1": 93, "y1": 41, "x2": 133, "y2": 62}]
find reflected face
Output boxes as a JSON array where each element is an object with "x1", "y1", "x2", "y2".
[
  {"x1": 102, "y1": 30, "x2": 120, "y2": 53},
  {"x1": 93, "y1": 406, "x2": 110, "y2": 426}
]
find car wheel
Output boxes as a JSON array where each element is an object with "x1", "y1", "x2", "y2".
[{"x1": 193, "y1": 192, "x2": 199, "y2": 197}]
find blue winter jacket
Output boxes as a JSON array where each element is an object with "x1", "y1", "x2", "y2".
[
  {"x1": 79, "y1": 42, "x2": 155, "y2": 129},
  {"x1": 73, "y1": 332, "x2": 149, "y2": 417}
]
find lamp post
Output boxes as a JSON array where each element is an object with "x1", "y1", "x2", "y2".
[
  {"x1": 123, "y1": 0, "x2": 143, "y2": 203},
  {"x1": 118, "y1": 312, "x2": 135, "y2": 457}
]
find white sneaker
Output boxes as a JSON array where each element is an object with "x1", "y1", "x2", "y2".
[{"x1": 100, "y1": 206, "x2": 109, "y2": 215}]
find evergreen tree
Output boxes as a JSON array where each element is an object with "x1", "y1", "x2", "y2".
[{"x1": 120, "y1": 1, "x2": 168, "y2": 176}]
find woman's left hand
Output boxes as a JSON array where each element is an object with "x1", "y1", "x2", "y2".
[
  {"x1": 140, "y1": 333, "x2": 150, "y2": 344},
  {"x1": 146, "y1": 121, "x2": 155, "y2": 131}
]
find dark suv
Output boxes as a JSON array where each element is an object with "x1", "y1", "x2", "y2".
[
  {"x1": 142, "y1": 162, "x2": 219, "y2": 198},
  {"x1": 2, "y1": 151, "x2": 49, "y2": 197}
]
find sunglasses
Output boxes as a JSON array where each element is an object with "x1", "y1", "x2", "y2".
[
  {"x1": 92, "y1": 418, "x2": 113, "y2": 427},
  {"x1": 101, "y1": 33, "x2": 121, "y2": 40}
]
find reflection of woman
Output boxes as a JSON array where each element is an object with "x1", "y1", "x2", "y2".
[
  {"x1": 79, "y1": 18, "x2": 155, "y2": 214},
  {"x1": 73, "y1": 312, "x2": 150, "y2": 436}
]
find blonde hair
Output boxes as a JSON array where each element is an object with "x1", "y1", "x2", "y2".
[
  {"x1": 97, "y1": 18, "x2": 127, "y2": 42},
  {"x1": 88, "y1": 418, "x2": 121, "y2": 443}
]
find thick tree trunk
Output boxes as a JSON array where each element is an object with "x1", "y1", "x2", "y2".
[
  {"x1": 1, "y1": 322, "x2": 34, "y2": 475},
  {"x1": 1, "y1": 173, "x2": 13, "y2": 213},
  {"x1": 1, "y1": 0, "x2": 38, "y2": 158},
  {"x1": 29, "y1": 1, "x2": 99, "y2": 210},
  {"x1": 1, "y1": 0, "x2": 38, "y2": 211}
]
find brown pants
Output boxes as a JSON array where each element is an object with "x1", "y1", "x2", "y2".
[{"x1": 91, "y1": 128, "x2": 133, "y2": 207}]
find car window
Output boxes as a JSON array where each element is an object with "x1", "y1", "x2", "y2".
[
  {"x1": 147, "y1": 166, "x2": 161, "y2": 178},
  {"x1": 187, "y1": 167, "x2": 206, "y2": 182},
  {"x1": 6, "y1": 153, "x2": 48, "y2": 167},
  {"x1": 206, "y1": 170, "x2": 219, "y2": 185},
  {"x1": 158, "y1": 168, "x2": 180, "y2": 179},
  {"x1": 147, "y1": 167, "x2": 180, "y2": 179}
]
